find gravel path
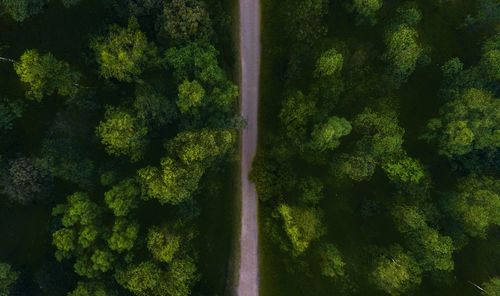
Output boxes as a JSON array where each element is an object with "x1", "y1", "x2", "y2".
[{"x1": 237, "y1": 0, "x2": 260, "y2": 295}]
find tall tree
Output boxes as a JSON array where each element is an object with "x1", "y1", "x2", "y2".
[
  {"x1": 96, "y1": 107, "x2": 148, "y2": 162},
  {"x1": 14, "y1": 49, "x2": 80, "y2": 101},
  {"x1": 91, "y1": 17, "x2": 158, "y2": 82}
]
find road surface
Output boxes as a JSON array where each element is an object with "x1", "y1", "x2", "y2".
[{"x1": 237, "y1": 0, "x2": 260, "y2": 295}]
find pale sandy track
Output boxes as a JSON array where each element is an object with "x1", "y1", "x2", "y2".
[{"x1": 236, "y1": 0, "x2": 260, "y2": 295}]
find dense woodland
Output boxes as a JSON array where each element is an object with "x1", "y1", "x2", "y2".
[
  {"x1": 255, "y1": 0, "x2": 499, "y2": 295},
  {"x1": 0, "y1": 0, "x2": 238, "y2": 295}
]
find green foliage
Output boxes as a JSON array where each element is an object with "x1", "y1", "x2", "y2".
[
  {"x1": 147, "y1": 226, "x2": 182, "y2": 263},
  {"x1": 107, "y1": 218, "x2": 139, "y2": 253},
  {"x1": 447, "y1": 175, "x2": 500, "y2": 238},
  {"x1": 348, "y1": 0, "x2": 383, "y2": 25},
  {"x1": 410, "y1": 228, "x2": 454, "y2": 272},
  {"x1": 0, "y1": 97, "x2": 23, "y2": 131},
  {"x1": 1, "y1": 157, "x2": 50, "y2": 204},
  {"x1": 14, "y1": 49, "x2": 80, "y2": 101},
  {"x1": 51, "y1": 192, "x2": 109, "y2": 273},
  {"x1": 353, "y1": 108, "x2": 405, "y2": 161},
  {"x1": 0, "y1": 0, "x2": 45, "y2": 22},
  {"x1": 138, "y1": 128, "x2": 235, "y2": 204},
  {"x1": 297, "y1": 177, "x2": 323, "y2": 205},
  {"x1": 115, "y1": 258, "x2": 198, "y2": 296},
  {"x1": 424, "y1": 88, "x2": 499, "y2": 158},
  {"x1": 115, "y1": 261, "x2": 162, "y2": 296},
  {"x1": 391, "y1": 205, "x2": 427, "y2": 233},
  {"x1": 279, "y1": 91, "x2": 316, "y2": 145},
  {"x1": 90, "y1": 250, "x2": 114, "y2": 273},
  {"x1": 168, "y1": 128, "x2": 235, "y2": 165},
  {"x1": 96, "y1": 107, "x2": 148, "y2": 161},
  {"x1": 133, "y1": 85, "x2": 176, "y2": 129},
  {"x1": 68, "y1": 281, "x2": 114, "y2": 296},
  {"x1": 337, "y1": 153, "x2": 377, "y2": 182},
  {"x1": 60, "y1": 0, "x2": 82, "y2": 7},
  {"x1": 284, "y1": 0, "x2": 328, "y2": 43},
  {"x1": 276, "y1": 204, "x2": 325, "y2": 256},
  {"x1": 371, "y1": 246, "x2": 421, "y2": 295},
  {"x1": 91, "y1": 18, "x2": 158, "y2": 82},
  {"x1": 138, "y1": 157, "x2": 203, "y2": 205},
  {"x1": 104, "y1": 178, "x2": 140, "y2": 217},
  {"x1": 483, "y1": 277, "x2": 500, "y2": 296},
  {"x1": 164, "y1": 43, "x2": 238, "y2": 112},
  {"x1": 163, "y1": 257, "x2": 199, "y2": 296},
  {"x1": 177, "y1": 80, "x2": 205, "y2": 113},
  {"x1": 53, "y1": 192, "x2": 100, "y2": 227},
  {"x1": 337, "y1": 108, "x2": 405, "y2": 181},
  {"x1": 383, "y1": 156, "x2": 425, "y2": 184},
  {"x1": 317, "y1": 244, "x2": 345, "y2": 279},
  {"x1": 0, "y1": 262, "x2": 18, "y2": 296},
  {"x1": 384, "y1": 24, "x2": 423, "y2": 86},
  {"x1": 314, "y1": 49, "x2": 344, "y2": 77},
  {"x1": 161, "y1": 0, "x2": 212, "y2": 43},
  {"x1": 309, "y1": 116, "x2": 351, "y2": 151}
]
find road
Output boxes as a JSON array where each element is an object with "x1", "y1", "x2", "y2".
[{"x1": 237, "y1": 0, "x2": 260, "y2": 295}]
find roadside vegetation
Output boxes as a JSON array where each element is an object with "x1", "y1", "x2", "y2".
[
  {"x1": 256, "y1": 0, "x2": 499, "y2": 295},
  {"x1": 0, "y1": 0, "x2": 238, "y2": 295}
]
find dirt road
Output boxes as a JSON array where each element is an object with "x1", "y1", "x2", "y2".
[{"x1": 236, "y1": 0, "x2": 260, "y2": 295}]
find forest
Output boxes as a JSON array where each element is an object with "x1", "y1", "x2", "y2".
[
  {"x1": 0, "y1": 0, "x2": 238, "y2": 295},
  {"x1": 1, "y1": 0, "x2": 499, "y2": 296},
  {"x1": 255, "y1": 0, "x2": 499, "y2": 295}
]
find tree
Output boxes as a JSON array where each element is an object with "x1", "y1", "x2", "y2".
[
  {"x1": 107, "y1": 218, "x2": 139, "y2": 253},
  {"x1": 0, "y1": 97, "x2": 23, "y2": 131},
  {"x1": 410, "y1": 228, "x2": 454, "y2": 272},
  {"x1": 60, "y1": 0, "x2": 82, "y2": 7},
  {"x1": 371, "y1": 246, "x2": 421, "y2": 295},
  {"x1": 177, "y1": 80, "x2": 205, "y2": 113},
  {"x1": 104, "y1": 178, "x2": 140, "y2": 217},
  {"x1": 167, "y1": 128, "x2": 235, "y2": 166},
  {"x1": 115, "y1": 261, "x2": 162, "y2": 296},
  {"x1": 317, "y1": 244, "x2": 345, "y2": 279},
  {"x1": 353, "y1": 108, "x2": 405, "y2": 162},
  {"x1": 138, "y1": 157, "x2": 203, "y2": 205},
  {"x1": 51, "y1": 192, "x2": 103, "y2": 261},
  {"x1": 309, "y1": 116, "x2": 351, "y2": 151},
  {"x1": 382, "y1": 156, "x2": 425, "y2": 184},
  {"x1": 297, "y1": 177, "x2": 323, "y2": 205},
  {"x1": 90, "y1": 250, "x2": 114, "y2": 273},
  {"x1": 0, "y1": 262, "x2": 18, "y2": 296},
  {"x1": 391, "y1": 205, "x2": 427, "y2": 234},
  {"x1": 480, "y1": 42, "x2": 500, "y2": 82},
  {"x1": 133, "y1": 85, "x2": 177, "y2": 129},
  {"x1": 284, "y1": 0, "x2": 328, "y2": 43},
  {"x1": 337, "y1": 153, "x2": 377, "y2": 181},
  {"x1": 384, "y1": 25, "x2": 423, "y2": 86},
  {"x1": 14, "y1": 49, "x2": 80, "y2": 101},
  {"x1": 314, "y1": 49, "x2": 344, "y2": 77},
  {"x1": 163, "y1": 257, "x2": 199, "y2": 296},
  {"x1": 0, "y1": 0, "x2": 45, "y2": 22},
  {"x1": 483, "y1": 277, "x2": 500, "y2": 296},
  {"x1": 164, "y1": 43, "x2": 238, "y2": 112},
  {"x1": 96, "y1": 107, "x2": 148, "y2": 162},
  {"x1": 348, "y1": 0, "x2": 383, "y2": 25},
  {"x1": 1, "y1": 157, "x2": 50, "y2": 204},
  {"x1": 161, "y1": 0, "x2": 212, "y2": 43},
  {"x1": 279, "y1": 91, "x2": 316, "y2": 145},
  {"x1": 447, "y1": 175, "x2": 500, "y2": 238},
  {"x1": 276, "y1": 204, "x2": 325, "y2": 256},
  {"x1": 91, "y1": 17, "x2": 158, "y2": 82},
  {"x1": 147, "y1": 226, "x2": 182, "y2": 263},
  {"x1": 68, "y1": 281, "x2": 115, "y2": 296},
  {"x1": 424, "y1": 88, "x2": 499, "y2": 158}
]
